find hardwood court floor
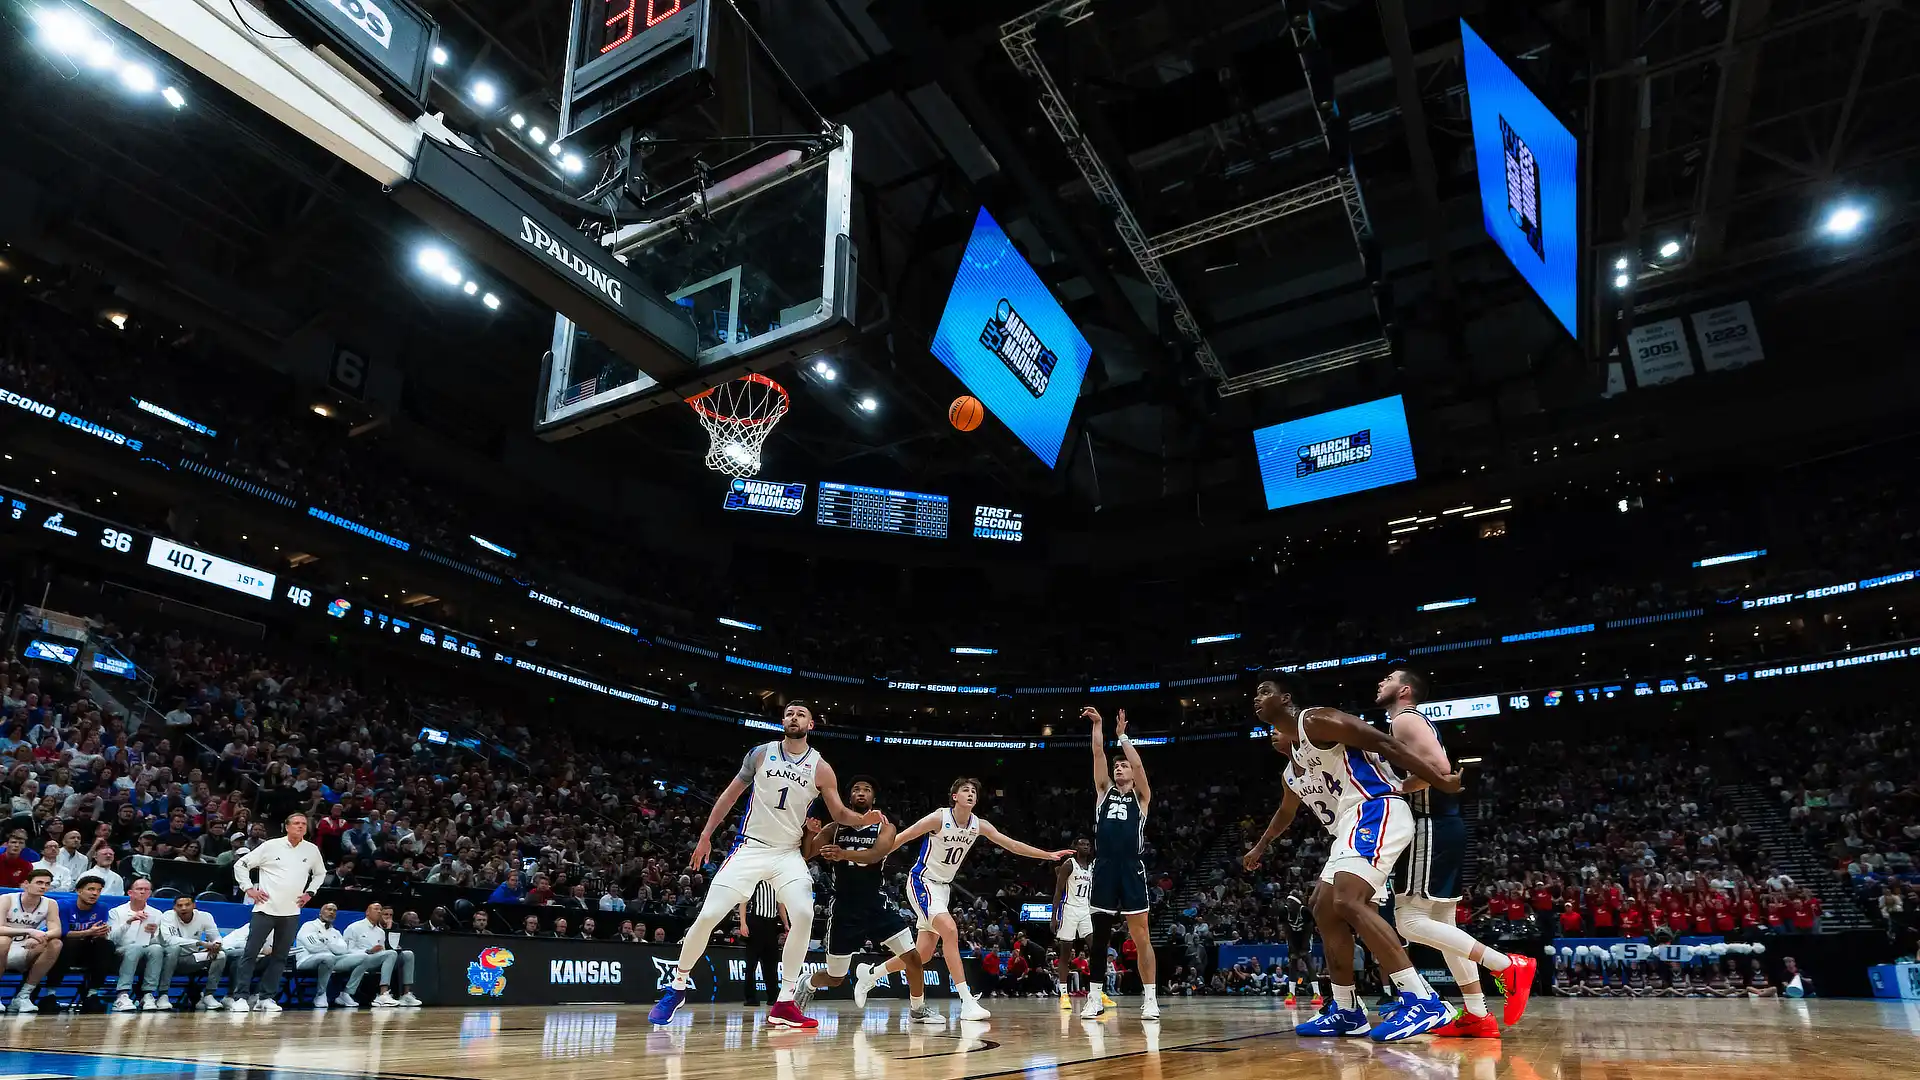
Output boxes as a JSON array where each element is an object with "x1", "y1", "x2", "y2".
[{"x1": 1, "y1": 997, "x2": 1916, "y2": 1080}]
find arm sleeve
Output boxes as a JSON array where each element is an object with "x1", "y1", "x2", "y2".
[{"x1": 735, "y1": 746, "x2": 763, "y2": 784}]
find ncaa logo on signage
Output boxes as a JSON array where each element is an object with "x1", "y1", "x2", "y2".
[{"x1": 327, "y1": 0, "x2": 395, "y2": 49}]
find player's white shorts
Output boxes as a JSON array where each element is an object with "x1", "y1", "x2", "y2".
[
  {"x1": 1319, "y1": 796, "x2": 1412, "y2": 904},
  {"x1": 906, "y1": 873, "x2": 950, "y2": 932},
  {"x1": 712, "y1": 841, "x2": 811, "y2": 901},
  {"x1": 1056, "y1": 906, "x2": 1094, "y2": 941},
  {"x1": 6, "y1": 940, "x2": 43, "y2": 971}
]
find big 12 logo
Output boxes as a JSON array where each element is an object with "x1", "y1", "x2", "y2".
[{"x1": 326, "y1": 0, "x2": 394, "y2": 50}]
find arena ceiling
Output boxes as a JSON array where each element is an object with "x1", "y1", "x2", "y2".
[{"x1": 0, "y1": 0, "x2": 1913, "y2": 520}]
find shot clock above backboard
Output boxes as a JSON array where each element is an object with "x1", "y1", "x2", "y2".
[{"x1": 562, "y1": 0, "x2": 719, "y2": 143}]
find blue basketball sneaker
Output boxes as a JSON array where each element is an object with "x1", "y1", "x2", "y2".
[
  {"x1": 1368, "y1": 993, "x2": 1450, "y2": 1042},
  {"x1": 648, "y1": 984, "x2": 687, "y2": 1025},
  {"x1": 1295, "y1": 1004, "x2": 1371, "y2": 1037}
]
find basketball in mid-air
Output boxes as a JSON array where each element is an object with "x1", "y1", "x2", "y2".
[{"x1": 949, "y1": 395, "x2": 985, "y2": 432}]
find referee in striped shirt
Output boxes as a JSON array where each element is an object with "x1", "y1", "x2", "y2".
[{"x1": 736, "y1": 881, "x2": 786, "y2": 1006}]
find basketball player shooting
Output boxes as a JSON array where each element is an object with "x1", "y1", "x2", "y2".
[
  {"x1": 852, "y1": 777, "x2": 1073, "y2": 1022},
  {"x1": 1249, "y1": 673, "x2": 1462, "y2": 1041},
  {"x1": 794, "y1": 776, "x2": 937, "y2": 1024},
  {"x1": 1080, "y1": 706, "x2": 1159, "y2": 1020},
  {"x1": 650, "y1": 701, "x2": 883, "y2": 1029},
  {"x1": 1376, "y1": 669, "x2": 1536, "y2": 1036}
]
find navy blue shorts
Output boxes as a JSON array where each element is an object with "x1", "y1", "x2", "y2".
[
  {"x1": 1090, "y1": 856, "x2": 1149, "y2": 916},
  {"x1": 1391, "y1": 814, "x2": 1465, "y2": 903},
  {"x1": 826, "y1": 895, "x2": 911, "y2": 956}
]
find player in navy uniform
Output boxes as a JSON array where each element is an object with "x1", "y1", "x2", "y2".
[
  {"x1": 1377, "y1": 670, "x2": 1535, "y2": 1037},
  {"x1": 1249, "y1": 672, "x2": 1463, "y2": 1042},
  {"x1": 1079, "y1": 706, "x2": 1158, "y2": 1020},
  {"x1": 794, "y1": 776, "x2": 935, "y2": 1023}
]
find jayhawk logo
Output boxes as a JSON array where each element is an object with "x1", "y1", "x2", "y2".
[{"x1": 467, "y1": 946, "x2": 515, "y2": 996}]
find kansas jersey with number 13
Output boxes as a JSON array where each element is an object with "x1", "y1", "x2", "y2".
[
  {"x1": 735, "y1": 741, "x2": 820, "y2": 850},
  {"x1": 1288, "y1": 707, "x2": 1412, "y2": 903}
]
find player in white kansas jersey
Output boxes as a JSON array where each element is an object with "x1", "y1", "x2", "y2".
[
  {"x1": 1052, "y1": 837, "x2": 1095, "y2": 1010},
  {"x1": 651, "y1": 701, "x2": 883, "y2": 1030},
  {"x1": 853, "y1": 776, "x2": 1072, "y2": 1022},
  {"x1": 1249, "y1": 672, "x2": 1461, "y2": 1042}
]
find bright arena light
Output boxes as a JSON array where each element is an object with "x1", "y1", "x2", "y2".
[
  {"x1": 432, "y1": 46, "x2": 449, "y2": 66},
  {"x1": 417, "y1": 248, "x2": 447, "y2": 272},
  {"x1": 548, "y1": 142, "x2": 564, "y2": 158},
  {"x1": 1821, "y1": 203, "x2": 1866, "y2": 238},
  {"x1": 1613, "y1": 272, "x2": 1631, "y2": 290},
  {"x1": 161, "y1": 86, "x2": 185, "y2": 109},
  {"x1": 32, "y1": 7, "x2": 91, "y2": 53},
  {"x1": 1613, "y1": 256, "x2": 1629, "y2": 271},
  {"x1": 859, "y1": 397, "x2": 878, "y2": 412},
  {"x1": 1657, "y1": 240, "x2": 1682, "y2": 258},
  {"x1": 82, "y1": 37, "x2": 116, "y2": 69},
  {"x1": 482, "y1": 293, "x2": 501, "y2": 310},
  {"x1": 120, "y1": 63, "x2": 157, "y2": 94},
  {"x1": 528, "y1": 127, "x2": 547, "y2": 144},
  {"x1": 439, "y1": 265, "x2": 462, "y2": 285},
  {"x1": 509, "y1": 114, "x2": 526, "y2": 129},
  {"x1": 463, "y1": 280, "x2": 478, "y2": 295},
  {"x1": 470, "y1": 81, "x2": 497, "y2": 107},
  {"x1": 562, "y1": 154, "x2": 584, "y2": 175}
]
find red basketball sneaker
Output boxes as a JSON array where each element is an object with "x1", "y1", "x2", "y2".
[
  {"x1": 1284, "y1": 996, "x2": 1297, "y2": 1007},
  {"x1": 766, "y1": 1001, "x2": 819, "y2": 1029},
  {"x1": 1498, "y1": 954, "x2": 1538, "y2": 1027},
  {"x1": 1429, "y1": 1011, "x2": 1501, "y2": 1039}
]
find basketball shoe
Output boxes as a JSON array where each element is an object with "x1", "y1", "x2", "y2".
[
  {"x1": 1498, "y1": 954, "x2": 1538, "y2": 1026},
  {"x1": 766, "y1": 1001, "x2": 818, "y2": 1029},
  {"x1": 1429, "y1": 1011, "x2": 1500, "y2": 1038}
]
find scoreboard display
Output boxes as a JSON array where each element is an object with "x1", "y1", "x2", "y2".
[
  {"x1": 816, "y1": 482, "x2": 949, "y2": 539},
  {"x1": 563, "y1": 0, "x2": 717, "y2": 142}
]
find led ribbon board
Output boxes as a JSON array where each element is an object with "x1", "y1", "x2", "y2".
[
  {"x1": 1461, "y1": 20, "x2": 1580, "y2": 339},
  {"x1": 929, "y1": 208, "x2": 1094, "y2": 468}
]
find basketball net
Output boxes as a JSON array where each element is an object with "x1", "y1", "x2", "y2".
[{"x1": 687, "y1": 372, "x2": 790, "y2": 478}]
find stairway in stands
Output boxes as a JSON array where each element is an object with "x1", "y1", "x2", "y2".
[
  {"x1": 1152, "y1": 829, "x2": 1245, "y2": 944},
  {"x1": 1718, "y1": 782, "x2": 1876, "y2": 930}
]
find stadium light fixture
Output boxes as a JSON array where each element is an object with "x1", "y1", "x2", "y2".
[
  {"x1": 416, "y1": 247, "x2": 447, "y2": 272},
  {"x1": 161, "y1": 86, "x2": 185, "y2": 109},
  {"x1": 1657, "y1": 240, "x2": 1682, "y2": 259},
  {"x1": 432, "y1": 46, "x2": 449, "y2": 66},
  {"x1": 311, "y1": 404, "x2": 333, "y2": 418},
  {"x1": 82, "y1": 37, "x2": 115, "y2": 69},
  {"x1": 1613, "y1": 272, "x2": 1631, "y2": 290},
  {"x1": 562, "y1": 154, "x2": 584, "y2": 175},
  {"x1": 1821, "y1": 202, "x2": 1866, "y2": 238},
  {"x1": 31, "y1": 6, "x2": 91, "y2": 52},
  {"x1": 470, "y1": 81, "x2": 497, "y2": 107},
  {"x1": 438, "y1": 265, "x2": 462, "y2": 285},
  {"x1": 462, "y1": 280, "x2": 478, "y2": 295},
  {"x1": 482, "y1": 293, "x2": 501, "y2": 310},
  {"x1": 120, "y1": 63, "x2": 156, "y2": 93},
  {"x1": 1613, "y1": 256, "x2": 1629, "y2": 271},
  {"x1": 528, "y1": 127, "x2": 547, "y2": 144},
  {"x1": 509, "y1": 113, "x2": 525, "y2": 129},
  {"x1": 859, "y1": 396, "x2": 878, "y2": 412},
  {"x1": 548, "y1": 142, "x2": 564, "y2": 158}
]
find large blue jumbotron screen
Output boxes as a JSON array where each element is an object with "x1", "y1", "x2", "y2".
[
  {"x1": 1462, "y1": 20, "x2": 1580, "y2": 339},
  {"x1": 1253, "y1": 395, "x2": 1417, "y2": 511},
  {"x1": 929, "y1": 208, "x2": 1094, "y2": 468}
]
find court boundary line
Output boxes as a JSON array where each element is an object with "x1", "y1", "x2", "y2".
[
  {"x1": 0, "y1": 1042, "x2": 479, "y2": 1080},
  {"x1": 943, "y1": 1026, "x2": 1293, "y2": 1080}
]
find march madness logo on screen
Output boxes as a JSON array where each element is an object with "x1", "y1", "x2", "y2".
[
  {"x1": 1500, "y1": 116, "x2": 1544, "y2": 259},
  {"x1": 1296, "y1": 430, "x2": 1373, "y2": 478},
  {"x1": 979, "y1": 298, "x2": 1058, "y2": 398}
]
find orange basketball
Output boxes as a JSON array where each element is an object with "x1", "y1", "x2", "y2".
[{"x1": 949, "y1": 395, "x2": 985, "y2": 432}]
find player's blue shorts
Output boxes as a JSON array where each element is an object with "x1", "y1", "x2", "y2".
[{"x1": 1391, "y1": 813, "x2": 1464, "y2": 903}]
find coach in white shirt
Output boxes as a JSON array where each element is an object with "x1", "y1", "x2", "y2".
[
  {"x1": 152, "y1": 895, "x2": 224, "y2": 1009},
  {"x1": 341, "y1": 902, "x2": 420, "y2": 1006},
  {"x1": 294, "y1": 903, "x2": 374, "y2": 1008},
  {"x1": 107, "y1": 878, "x2": 165, "y2": 1010},
  {"x1": 228, "y1": 813, "x2": 326, "y2": 1013}
]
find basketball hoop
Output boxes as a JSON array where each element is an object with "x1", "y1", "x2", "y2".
[{"x1": 687, "y1": 372, "x2": 791, "y2": 478}]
